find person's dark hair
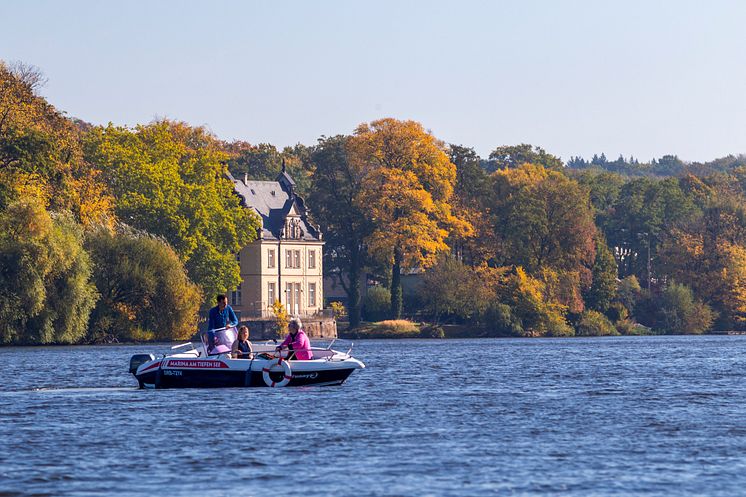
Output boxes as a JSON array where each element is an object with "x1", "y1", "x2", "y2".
[{"x1": 216, "y1": 294, "x2": 227, "y2": 303}]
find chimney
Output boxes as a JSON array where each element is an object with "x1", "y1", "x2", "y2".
[{"x1": 243, "y1": 173, "x2": 248, "y2": 185}]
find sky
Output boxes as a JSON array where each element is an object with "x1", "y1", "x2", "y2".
[{"x1": 1, "y1": 0, "x2": 745, "y2": 162}]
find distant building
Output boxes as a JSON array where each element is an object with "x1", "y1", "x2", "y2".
[{"x1": 229, "y1": 165, "x2": 324, "y2": 318}]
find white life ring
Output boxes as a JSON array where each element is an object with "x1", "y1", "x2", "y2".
[{"x1": 262, "y1": 358, "x2": 292, "y2": 387}]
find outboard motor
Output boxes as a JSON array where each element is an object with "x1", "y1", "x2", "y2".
[{"x1": 129, "y1": 354, "x2": 155, "y2": 375}]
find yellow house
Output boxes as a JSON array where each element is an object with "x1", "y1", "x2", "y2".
[{"x1": 228, "y1": 166, "x2": 324, "y2": 318}]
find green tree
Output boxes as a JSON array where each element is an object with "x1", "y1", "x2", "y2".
[
  {"x1": 0, "y1": 200, "x2": 97, "y2": 344},
  {"x1": 308, "y1": 135, "x2": 372, "y2": 328},
  {"x1": 86, "y1": 225, "x2": 201, "y2": 342},
  {"x1": 603, "y1": 177, "x2": 700, "y2": 282},
  {"x1": 490, "y1": 164, "x2": 597, "y2": 287},
  {"x1": 488, "y1": 143, "x2": 563, "y2": 171},
  {"x1": 584, "y1": 238, "x2": 618, "y2": 312},
  {"x1": 83, "y1": 121, "x2": 261, "y2": 300},
  {"x1": 225, "y1": 141, "x2": 313, "y2": 196}
]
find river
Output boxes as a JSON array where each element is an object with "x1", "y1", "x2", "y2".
[{"x1": 1, "y1": 335, "x2": 746, "y2": 496}]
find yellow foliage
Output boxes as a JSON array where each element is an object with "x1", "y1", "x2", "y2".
[
  {"x1": 350, "y1": 118, "x2": 469, "y2": 271},
  {"x1": 270, "y1": 300, "x2": 289, "y2": 337}
]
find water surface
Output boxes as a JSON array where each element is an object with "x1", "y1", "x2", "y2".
[{"x1": 1, "y1": 336, "x2": 746, "y2": 496}]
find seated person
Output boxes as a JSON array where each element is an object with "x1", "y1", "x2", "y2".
[
  {"x1": 275, "y1": 318, "x2": 313, "y2": 360},
  {"x1": 231, "y1": 325, "x2": 254, "y2": 359}
]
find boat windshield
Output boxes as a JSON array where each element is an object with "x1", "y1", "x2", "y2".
[{"x1": 202, "y1": 327, "x2": 237, "y2": 356}]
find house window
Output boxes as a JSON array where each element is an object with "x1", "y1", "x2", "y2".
[
  {"x1": 268, "y1": 249, "x2": 275, "y2": 268},
  {"x1": 231, "y1": 284, "x2": 242, "y2": 307},
  {"x1": 309, "y1": 283, "x2": 316, "y2": 307},
  {"x1": 293, "y1": 250, "x2": 301, "y2": 268},
  {"x1": 268, "y1": 282, "x2": 276, "y2": 306},
  {"x1": 309, "y1": 250, "x2": 316, "y2": 269},
  {"x1": 286, "y1": 249, "x2": 293, "y2": 268}
]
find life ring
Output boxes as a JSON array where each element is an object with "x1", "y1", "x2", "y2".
[{"x1": 262, "y1": 357, "x2": 292, "y2": 387}]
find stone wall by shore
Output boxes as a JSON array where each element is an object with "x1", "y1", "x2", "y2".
[{"x1": 238, "y1": 317, "x2": 337, "y2": 340}]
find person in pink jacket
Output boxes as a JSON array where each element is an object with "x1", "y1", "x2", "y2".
[{"x1": 276, "y1": 318, "x2": 313, "y2": 360}]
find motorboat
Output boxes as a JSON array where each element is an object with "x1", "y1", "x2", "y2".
[{"x1": 128, "y1": 326, "x2": 365, "y2": 389}]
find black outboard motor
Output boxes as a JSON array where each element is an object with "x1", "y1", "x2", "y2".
[{"x1": 129, "y1": 354, "x2": 155, "y2": 375}]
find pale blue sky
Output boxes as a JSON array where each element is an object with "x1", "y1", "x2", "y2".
[{"x1": 2, "y1": 0, "x2": 745, "y2": 162}]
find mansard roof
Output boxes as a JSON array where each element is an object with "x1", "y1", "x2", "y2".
[{"x1": 229, "y1": 170, "x2": 322, "y2": 242}]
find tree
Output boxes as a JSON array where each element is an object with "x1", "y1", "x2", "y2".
[
  {"x1": 0, "y1": 200, "x2": 97, "y2": 344},
  {"x1": 225, "y1": 141, "x2": 313, "y2": 196},
  {"x1": 488, "y1": 144, "x2": 563, "y2": 171},
  {"x1": 490, "y1": 164, "x2": 597, "y2": 287},
  {"x1": 448, "y1": 145, "x2": 490, "y2": 264},
  {"x1": 584, "y1": 237, "x2": 618, "y2": 312},
  {"x1": 349, "y1": 118, "x2": 470, "y2": 318},
  {"x1": 0, "y1": 61, "x2": 113, "y2": 225},
  {"x1": 308, "y1": 135, "x2": 372, "y2": 328},
  {"x1": 419, "y1": 256, "x2": 485, "y2": 323},
  {"x1": 603, "y1": 177, "x2": 700, "y2": 282},
  {"x1": 497, "y1": 266, "x2": 573, "y2": 336},
  {"x1": 86, "y1": 225, "x2": 202, "y2": 342},
  {"x1": 83, "y1": 121, "x2": 261, "y2": 300}
]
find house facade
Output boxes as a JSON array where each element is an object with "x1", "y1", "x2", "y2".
[{"x1": 228, "y1": 167, "x2": 324, "y2": 318}]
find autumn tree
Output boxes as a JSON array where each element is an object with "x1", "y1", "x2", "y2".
[
  {"x1": 497, "y1": 267, "x2": 573, "y2": 336},
  {"x1": 0, "y1": 61, "x2": 113, "y2": 225},
  {"x1": 84, "y1": 121, "x2": 261, "y2": 301},
  {"x1": 349, "y1": 119, "x2": 470, "y2": 318}
]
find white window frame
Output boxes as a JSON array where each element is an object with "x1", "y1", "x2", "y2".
[
  {"x1": 309, "y1": 250, "x2": 316, "y2": 269},
  {"x1": 268, "y1": 282, "x2": 276, "y2": 306},
  {"x1": 309, "y1": 283, "x2": 316, "y2": 307},
  {"x1": 268, "y1": 249, "x2": 275, "y2": 268}
]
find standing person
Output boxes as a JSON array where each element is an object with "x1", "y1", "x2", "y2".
[
  {"x1": 207, "y1": 294, "x2": 238, "y2": 331},
  {"x1": 205, "y1": 294, "x2": 238, "y2": 355},
  {"x1": 232, "y1": 325, "x2": 254, "y2": 359},
  {"x1": 276, "y1": 318, "x2": 313, "y2": 360}
]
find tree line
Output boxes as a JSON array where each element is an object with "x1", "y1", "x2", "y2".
[{"x1": 3, "y1": 60, "x2": 746, "y2": 344}]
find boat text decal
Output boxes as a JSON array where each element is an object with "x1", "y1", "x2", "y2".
[{"x1": 166, "y1": 360, "x2": 229, "y2": 369}]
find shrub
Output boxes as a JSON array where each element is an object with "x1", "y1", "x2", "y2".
[
  {"x1": 363, "y1": 286, "x2": 391, "y2": 322},
  {"x1": 656, "y1": 282, "x2": 715, "y2": 334},
  {"x1": 420, "y1": 324, "x2": 445, "y2": 338},
  {"x1": 270, "y1": 300, "x2": 289, "y2": 338},
  {"x1": 576, "y1": 310, "x2": 619, "y2": 336},
  {"x1": 330, "y1": 301, "x2": 346, "y2": 321},
  {"x1": 345, "y1": 319, "x2": 420, "y2": 339},
  {"x1": 483, "y1": 303, "x2": 524, "y2": 336}
]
